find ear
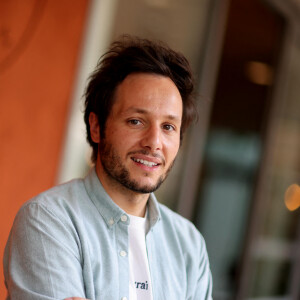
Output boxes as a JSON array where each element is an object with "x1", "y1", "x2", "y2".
[{"x1": 89, "y1": 112, "x2": 100, "y2": 143}]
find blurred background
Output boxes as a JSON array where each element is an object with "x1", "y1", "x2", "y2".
[{"x1": 0, "y1": 0, "x2": 299, "y2": 299}]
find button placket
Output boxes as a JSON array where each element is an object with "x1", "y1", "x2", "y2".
[{"x1": 116, "y1": 213, "x2": 129, "y2": 298}]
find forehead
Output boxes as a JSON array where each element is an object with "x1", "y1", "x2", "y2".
[{"x1": 112, "y1": 73, "x2": 183, "y2": 117}]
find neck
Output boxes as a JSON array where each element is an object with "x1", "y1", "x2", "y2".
[{"x1": 95, "y1": 164, "x2": 149, "y2": 217}]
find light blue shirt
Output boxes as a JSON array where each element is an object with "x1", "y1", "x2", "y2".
[{"x1": 4, "y1": 168, "x2": 212, "y2": 300}]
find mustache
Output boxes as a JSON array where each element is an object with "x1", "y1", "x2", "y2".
[{"x1": 127, "y1": 150, "x2": 165, "y2": 165}]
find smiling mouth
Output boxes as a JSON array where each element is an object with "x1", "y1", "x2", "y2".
[{"x1": 131, "y1": 157, "x2": 159, "y2": 167}]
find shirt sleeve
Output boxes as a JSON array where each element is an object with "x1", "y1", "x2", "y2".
[{"x1": 3, "y1": 202, "x2": 86, "y2": 300}]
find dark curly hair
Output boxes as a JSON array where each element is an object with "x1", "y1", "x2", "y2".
[{"x1": 84, "y1": 35, "x2": 197, "y2": 162}]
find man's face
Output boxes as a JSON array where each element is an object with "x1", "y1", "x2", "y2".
[{"x1": 93, "y1": 73, "x2": 182, "y2": 194}]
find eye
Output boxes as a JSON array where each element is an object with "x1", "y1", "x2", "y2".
[
  {"x1": 163, "y1": 124, "x2": 175, "y2": 131},
  {"x1": 128, "y1": 119, "x2": 142, "y2": 126}
]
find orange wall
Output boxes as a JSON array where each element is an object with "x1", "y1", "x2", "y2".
[{"x1": 0, "y1": 0, "x2": 89, "y2": 297}]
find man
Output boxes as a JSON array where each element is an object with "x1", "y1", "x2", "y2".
[{"x1": 4, "y1": 36, "x2": 212, "y2": 299}]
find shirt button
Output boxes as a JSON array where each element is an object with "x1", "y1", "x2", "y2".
[
  {"x1": 121, "y1": 215, "x2": 128, "y2": 222},
  {"x1": 120, "y1": 250, "x2": 127, "y2": 257},
  {"x1": 108, "y1": 218, "x2": 114, "y2": 225},
  {"x1": 121, "y1": 297, "x2": 127, "y2": 300}
]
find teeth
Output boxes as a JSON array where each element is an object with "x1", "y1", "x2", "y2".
[{"x1": 133, "y1": 158, "x2": 158, "y2": 167}]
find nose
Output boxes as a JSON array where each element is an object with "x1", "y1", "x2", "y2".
[{"x1": 140, "y1": 125, "x2": 162, "y2": 151}]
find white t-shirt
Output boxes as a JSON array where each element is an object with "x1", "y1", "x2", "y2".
[{"x1": 128, "y1": 213, "x2": 153, "y2": 300}]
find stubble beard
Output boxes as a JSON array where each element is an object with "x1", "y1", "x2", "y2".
[{"x1": 99, "y1": 139, "x2": 175, "y2": 194}]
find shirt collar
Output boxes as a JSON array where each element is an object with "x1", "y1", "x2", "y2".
[{"x1": 83, "y1": 167, "x2": 161, "y2": 229}]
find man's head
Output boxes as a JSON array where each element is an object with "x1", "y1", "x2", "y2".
[
  {"x1": 84, "y1": 35, "x2": 197, "y2": 163},
  {"x1": 84, "y1": 36, "x2": 197, "y2": 194}
]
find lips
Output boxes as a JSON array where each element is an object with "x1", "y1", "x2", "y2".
[
  {"x1": 131, "y1": 157, "x2": 158, "y2": 167},
  {"x1": 129, "y1": 151, "x2": 164, "y2": 168}
]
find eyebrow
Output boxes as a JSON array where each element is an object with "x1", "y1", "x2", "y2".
[{"x1": 124, "y1": 107, "x2": 181, "y2": 122}]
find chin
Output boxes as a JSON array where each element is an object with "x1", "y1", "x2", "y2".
[
  {"x1": 130, "y1": 185, "x2": 159, "y2": 194},
  {"x1": 125, "y1": 177, "x2": 164, "y2": 194}
]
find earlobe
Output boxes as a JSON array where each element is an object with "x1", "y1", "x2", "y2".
[{"x1": 89, "y1": 112, "x2": 100, "y2": 143}]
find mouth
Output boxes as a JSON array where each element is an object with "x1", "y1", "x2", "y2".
[{"x1": 131, "y1": 157, "x2": 160, "y2": 167}]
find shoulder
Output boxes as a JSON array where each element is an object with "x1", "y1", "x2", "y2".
[
  {"x1": 157, "y1": 203, "x2": 205, "y2": 250},
  {"x1": 7, "y1": 179, "x2": 88, "y2": 257},
  {"x1": 158, "y1": 202, "x2": 198, "y2": 232},
  {"x1": 158, "y1": 203, "x2": 193, "y2": 226},
  {"x1": 20, "y1": 178, "x2": 85, "y2": 213},
  {"x1": 30, "y1": 178, "x2": 84, "y2": 204},
  {"x1": 13, "y1": 178, "x2": 88, "y2": 234}
]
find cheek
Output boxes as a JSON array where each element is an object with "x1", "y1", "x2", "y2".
[
  {"x1": 108, "y1": 129, "x2": 140, "y2": 152},
  {"x1": 165, "y1": 139, "x2": 180, "y2": 161}
]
